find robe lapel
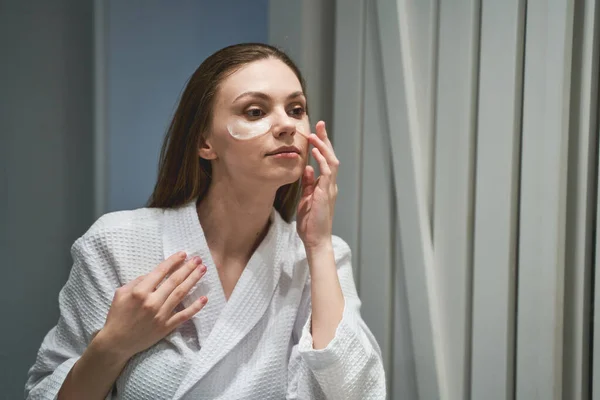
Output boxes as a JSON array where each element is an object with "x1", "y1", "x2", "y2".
[
  {"x1": 164, "y1": 201, "x2": 289, "y2": 400},
  {"x1": 162, "y1": 200, "x2": 227, "y2": 349}
]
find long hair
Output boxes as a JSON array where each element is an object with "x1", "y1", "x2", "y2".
[{"x1": 147, "y1": 43, "x2": 308, "y2": 222}]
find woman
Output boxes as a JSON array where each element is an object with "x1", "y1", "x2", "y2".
[{"x1": 25, "y1": 43, "x2": 386, "y2": 399}]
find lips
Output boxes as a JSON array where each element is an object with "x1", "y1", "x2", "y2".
[{"x1": 267, "y1": 146, "x2": 301, "y2": 156}]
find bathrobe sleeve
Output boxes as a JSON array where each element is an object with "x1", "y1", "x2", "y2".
[
  {"x1": 286, "y1": 236, "x2": 387, "y2": 400},
  {"x1": 25, "y1": 236, "x2": 119, "y2": 400}
]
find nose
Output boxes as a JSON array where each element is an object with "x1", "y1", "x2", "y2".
[{"x1": 271, "y1": 108, "x2": 297, "y2": 138}]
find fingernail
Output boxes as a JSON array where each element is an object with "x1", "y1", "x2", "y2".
[
  {"x1": 198, "y1": 265, "x2": 207, "y2": 274},
  {"x1": 200, "y1": 296, "x2": 208, "y2": 304},
  {"x1": 178, "y1": 251, "x2": 187, "y2": 258},
  {"x1": 192, "y1": 256, "x2": 202, "y2": 265}
]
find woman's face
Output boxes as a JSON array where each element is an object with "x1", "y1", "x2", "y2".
[{"x1": 201, "y1": 58, "x2": 310, "y2": 189}]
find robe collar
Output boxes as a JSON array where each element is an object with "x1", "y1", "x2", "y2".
[{"x1": 161, "y1": 199, "x2": 288, "y2": 399}]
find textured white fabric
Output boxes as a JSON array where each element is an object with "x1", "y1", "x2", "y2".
[{"x1": 25, "y1": 200, "x2": 386, "y2": 399}]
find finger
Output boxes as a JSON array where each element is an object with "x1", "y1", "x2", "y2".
[
  {"x1": 315, "y1": 120, "x2": 333, "y2": 149},
  {"x1": 120, "y1": 275, "x2": 146, "y2": 292},
  {"x1": 315, "y1": 121, "x2": 336, "y2": 160},
  {"x1": 152, "y1": 256, "x2": 203, "y2": 304},
  {"x1": 308, "y1": 133, "x2": 339, "y2": 177},
  {"x1": 167, "y1": 296, "x2": 208, "y2": 328},
  {"x1": 314, "y1": 121, "x2": 339, "y2": 174},
  {"x1": 161, "y1": 262, "x2": 207, "y2": 313},
  {"x1": 136, "y1": 252, "x2": 187, "y2": 292},
  {"x1": 312, "y1": 147, "x2": 332, "y2": 180},
  {"x1": 301, "y1": 165, "x2": 316, "y2": 197}
]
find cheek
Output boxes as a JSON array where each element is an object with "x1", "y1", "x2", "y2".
[
  {"x1": 296, "y1": 116, "x2": 311, "y2": 137},
  {"x1": 217, "y1": 137, "x2": 264, "y2": 168}
]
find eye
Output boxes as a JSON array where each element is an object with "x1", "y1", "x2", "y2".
[
  {"x1": 289, "y1": 106, "x2": 305, "y2": 117},
  {"x1": 246, "y1": 108, "x2": 265, "y2": 118}
]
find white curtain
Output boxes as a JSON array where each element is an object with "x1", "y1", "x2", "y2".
[{"x1": 329, "y1": 0, "x2": 600, "y2": 399}]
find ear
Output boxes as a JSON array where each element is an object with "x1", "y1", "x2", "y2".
[{"x1": 198, "y1": 136, "x2": 217, "y2": 160}]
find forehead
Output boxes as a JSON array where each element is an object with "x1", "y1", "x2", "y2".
[{"x1": 219, "y1": 58, "x2": 303, "y2": 100}]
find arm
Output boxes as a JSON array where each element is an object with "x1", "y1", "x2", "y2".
[
  {"x1": 26, "y1": 234, "x2": 208, "y2": 400},
  {"x1": 56, "y1": 331, "x2": 129, "y2": 400},
  {"x1": 305, "y1": 241, "x2": 344, "y2": 349},
  {"x1": 296, "y1": 120, "x2": 345, "y2": 351},
  {"x1": 291, "y1": 121, "x2": 386, "y2": 399},
  {"x1": 25, "y1": 237, "x2": 120, "y2": 400},
  {"x1": 286, "y1": 236, "x2": 386, "y2": 400}
]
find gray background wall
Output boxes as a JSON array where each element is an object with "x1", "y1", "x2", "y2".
[
  {"x1": 0, "y1": 1, "x2": 268, "y2": 398},
  {"x1": 0, "y1": 2, "x2": 94, "y2": 399}
]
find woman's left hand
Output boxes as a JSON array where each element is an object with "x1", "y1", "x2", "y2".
[{"x1": 297, "y1": 121, "x2": 340, "y2": 250}]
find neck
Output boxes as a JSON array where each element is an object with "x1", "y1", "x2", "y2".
[{"x1": 197, "y1": 179, "x2": 276, "y2": 265}]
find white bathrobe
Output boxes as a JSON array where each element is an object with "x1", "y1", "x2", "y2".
[{"x1": 25, "y1": 200, "x2": 386, "y2": 399}]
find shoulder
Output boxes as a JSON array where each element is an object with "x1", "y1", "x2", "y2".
[
  {"x1": 87, "y1": 206, "x2": 164, "y2": 236},
  {"x1": 75, "y1": 206, "x2": 165, "y2": 253}
]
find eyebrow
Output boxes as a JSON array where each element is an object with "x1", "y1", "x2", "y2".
[{"x1": 232, "y1": 90, "x2": 305, "y2": 103}]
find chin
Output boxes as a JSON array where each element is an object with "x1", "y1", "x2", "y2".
[{"x1": 268, "y1": 166, "x2": 304, "y2": 187}]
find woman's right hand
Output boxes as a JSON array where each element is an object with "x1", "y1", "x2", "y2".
[{"x1": 95, "y1": 252, "x2": 208, "y2": 360}]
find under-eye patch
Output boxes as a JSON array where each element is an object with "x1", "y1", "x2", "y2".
[{"x1": 227, "y1": 115, "x2": 310, "y2": 140}]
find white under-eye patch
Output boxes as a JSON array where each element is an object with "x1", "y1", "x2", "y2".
[
  {"x1": 227, "y1": 117, "x2": 271, "y2": 140},
  {"x1": 227, "y1": 116, "x2": 310, "y2": 140}
]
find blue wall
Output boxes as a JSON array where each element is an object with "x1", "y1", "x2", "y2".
[{"x1": 107, "y1": 0, "x2": 269, "y2": 212}]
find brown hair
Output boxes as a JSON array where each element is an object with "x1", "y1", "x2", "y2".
[{"x1": 147, "y1": 43, "x2": 308, "y2": 222}]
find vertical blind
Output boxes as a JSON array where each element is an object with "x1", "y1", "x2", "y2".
[{"x1": 331, "y1": 0, "x2": 600, "y2": 399}]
